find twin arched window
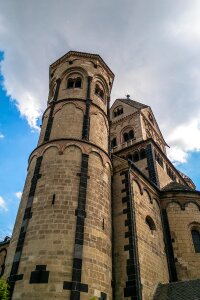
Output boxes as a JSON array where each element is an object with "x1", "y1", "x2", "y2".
[
  {"x1": 65, "y1": 75, "x2": 107, "y2": 101},
  {"x1": 67, "y1": 77, "x2": 82, "y2": 89},
  {"x1": 114, "y1": 106, "x2": 123, "y2": 117},
  {"x1": 126, "y1": 148, "x2": 146, "y2": 163},
  {"x1": 123, "y1": 130, "x2": 134, "y2": 142}
]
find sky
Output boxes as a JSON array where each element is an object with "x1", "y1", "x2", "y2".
[{"x1": 1, "y1": 0, "x2": 200, "y2": 238}]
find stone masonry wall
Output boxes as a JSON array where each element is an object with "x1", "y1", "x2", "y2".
[
  {"x1": 112, "y1": 160, "x2": 169, "y2": 300},
  {"x1": 166, "y1": 198, "x2": 200, "y2": 281},
  {"x1": 132, "y1": 179, "x2": 169, "y2": 300}
]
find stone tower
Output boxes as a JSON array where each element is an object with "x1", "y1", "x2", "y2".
[{"x1": 5, "y1": 51, "x2": 114, "y2": 300}]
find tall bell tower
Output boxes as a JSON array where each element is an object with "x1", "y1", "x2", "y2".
[{"x1": 5, "y1": 51, "x2": 114, "y2": 300}]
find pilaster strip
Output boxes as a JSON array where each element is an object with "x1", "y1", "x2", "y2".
[
  {"x1": 44, "y1": 78, "x2": 61, "y2": 142},
  {"x1": 146, "y1": 144, "x2": 158, "y2": 186},
  {"x1": 107, "y1": 96, "x2": 111, "y2": 155},
  {"x1": 120, "y1": 170, "x2": 142, "y2": 300},
  {"x1": 82, "y1": 76, "x2": 92, "y2": 140},
  {"x1": 111, "y1": 170, "x2": 116, "y2": 299},
  {"x1": 63, "y1": 153, "x2": 89, "y2": 300},
  {"x1": 162, "y1": 209, "x2": 178, "y2": 282},
  {"x1": 8, "y1": 156, "x2": 43, "y2": 299}
]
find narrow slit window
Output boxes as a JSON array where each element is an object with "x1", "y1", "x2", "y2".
[{"x1": 52, "y1": 194, "x2": 56, "y2": 205}]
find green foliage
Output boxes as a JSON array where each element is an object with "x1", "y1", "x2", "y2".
[
  {"x1": 90, "y1": 297, "x2": 97, "y2": 300},
  {"x1": 0, "y1": 278, "x2": 9, "y2": 300}
]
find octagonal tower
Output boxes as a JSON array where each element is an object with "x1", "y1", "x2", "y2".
[{"x1": 5, "y1": 51, "x2": 114, "y2": 300}]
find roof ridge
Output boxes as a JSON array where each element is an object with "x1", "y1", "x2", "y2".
[{"x1": 117, "y1": 98, "x2": 148, "y2": 109}]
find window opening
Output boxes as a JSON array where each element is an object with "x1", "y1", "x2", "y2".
[
  {"x1": 140, "y1": 148, "x2": 146, "y2": 160},
  {"x1": 67, "y1": 79, "x2": 74, "y2": 89},
  {"x1": 67, "y1": 77, "x2": 82, "y2": 89},
  {"x1": 133, "y1": 151, "x2": 139, "y2": 162},
  {"x1": 111, "y1": 138, "x2": 117, "y2": 148},
  {"x1": 75, "y1": 78, "x2": 81, "y2": 88},
  {"x1": 95, "y1": 84, "x2": 104, "y2": 100},
  {"x1": 123, "y1": 130, "x2": 135, "y2": 142},
  {"x1": 127, "y1": 154, "x2": 133, "y2": 162},
  {"x1": 52, "y1": 194, "x2": 56, "y2": 205},
  {"x1": 113, "y1": 107, "x2": 123, "y2": 117},
  {"x1": 124, "y1": 132, "x2": 129, "y2": 142},
  {"x1": 146, "y1": 216, "x2": 156, "y2": 233},
  {"x1": 192, "y1": 230, "x2": 200, "y2": 253}
]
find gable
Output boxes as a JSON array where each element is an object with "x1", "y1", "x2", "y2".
[{"x1": 110, "y1": 99, "x2": 140, "y2": 121}]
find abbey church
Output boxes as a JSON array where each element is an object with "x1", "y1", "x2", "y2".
[{"x1": 1, "y1": 51, "x2": 200, "y2": 300}]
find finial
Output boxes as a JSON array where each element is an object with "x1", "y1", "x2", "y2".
[{"x1": 126, "y1": 94, "x2": 130, "y2": 99}]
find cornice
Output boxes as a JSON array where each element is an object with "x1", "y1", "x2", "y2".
[
  {"x1": 29, "y1": 138, "x2": 112, "y2": 164},
  {"x1": 42, "y1": 98, "x2": 109, "y2": 122},
  {"x1": 50, "y1": 50, "x2": 115, "y2": 79}
]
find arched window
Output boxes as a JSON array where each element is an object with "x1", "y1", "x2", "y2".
[
  {"x1": 113, "y1": 106, "x2": 123, "y2": 117},
  {"x1": 111, "y1": 137, "x2": 117, "y2": 148},
  {"x1": 67, "y1": 77, "x2": 82, "y2": 89},
  {"x1": 95, "y1": 84, "x2": 104, "y2": 100},
  {"x1": 140, "y1": 148, "x2": 146, "y2": 160},
  {"x1": 146, "y1": 216, "x2": 156, "y2": 233},
  {"x1": 133, "y1": 151, "x2": 139, "y2": 162},
  {"x1": 192, "y1": 230, "x2": 200, "y2": 253},
  {"x1": 123, "y1": 129, "x2": 135, "y2": 142}
]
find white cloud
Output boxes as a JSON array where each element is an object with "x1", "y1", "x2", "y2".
[
  {"x1": 166, "y1": 116, "x2": 200, "y2": 163},
  {"x1": 0, "y1": 196, "x2": 8, "y2": 212},
  {"x1": 167, "y1": 147, "x2": 188, "y2": 164},
  {"x1": 0, "y1": 133, "x2": 4, "y2": 139},
  {"x1": 0, "y1": 1, "x2": 200, "y2": 161},
  {"x1": 15, "y1": 191, "x2": 22, "y2": 199}
]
